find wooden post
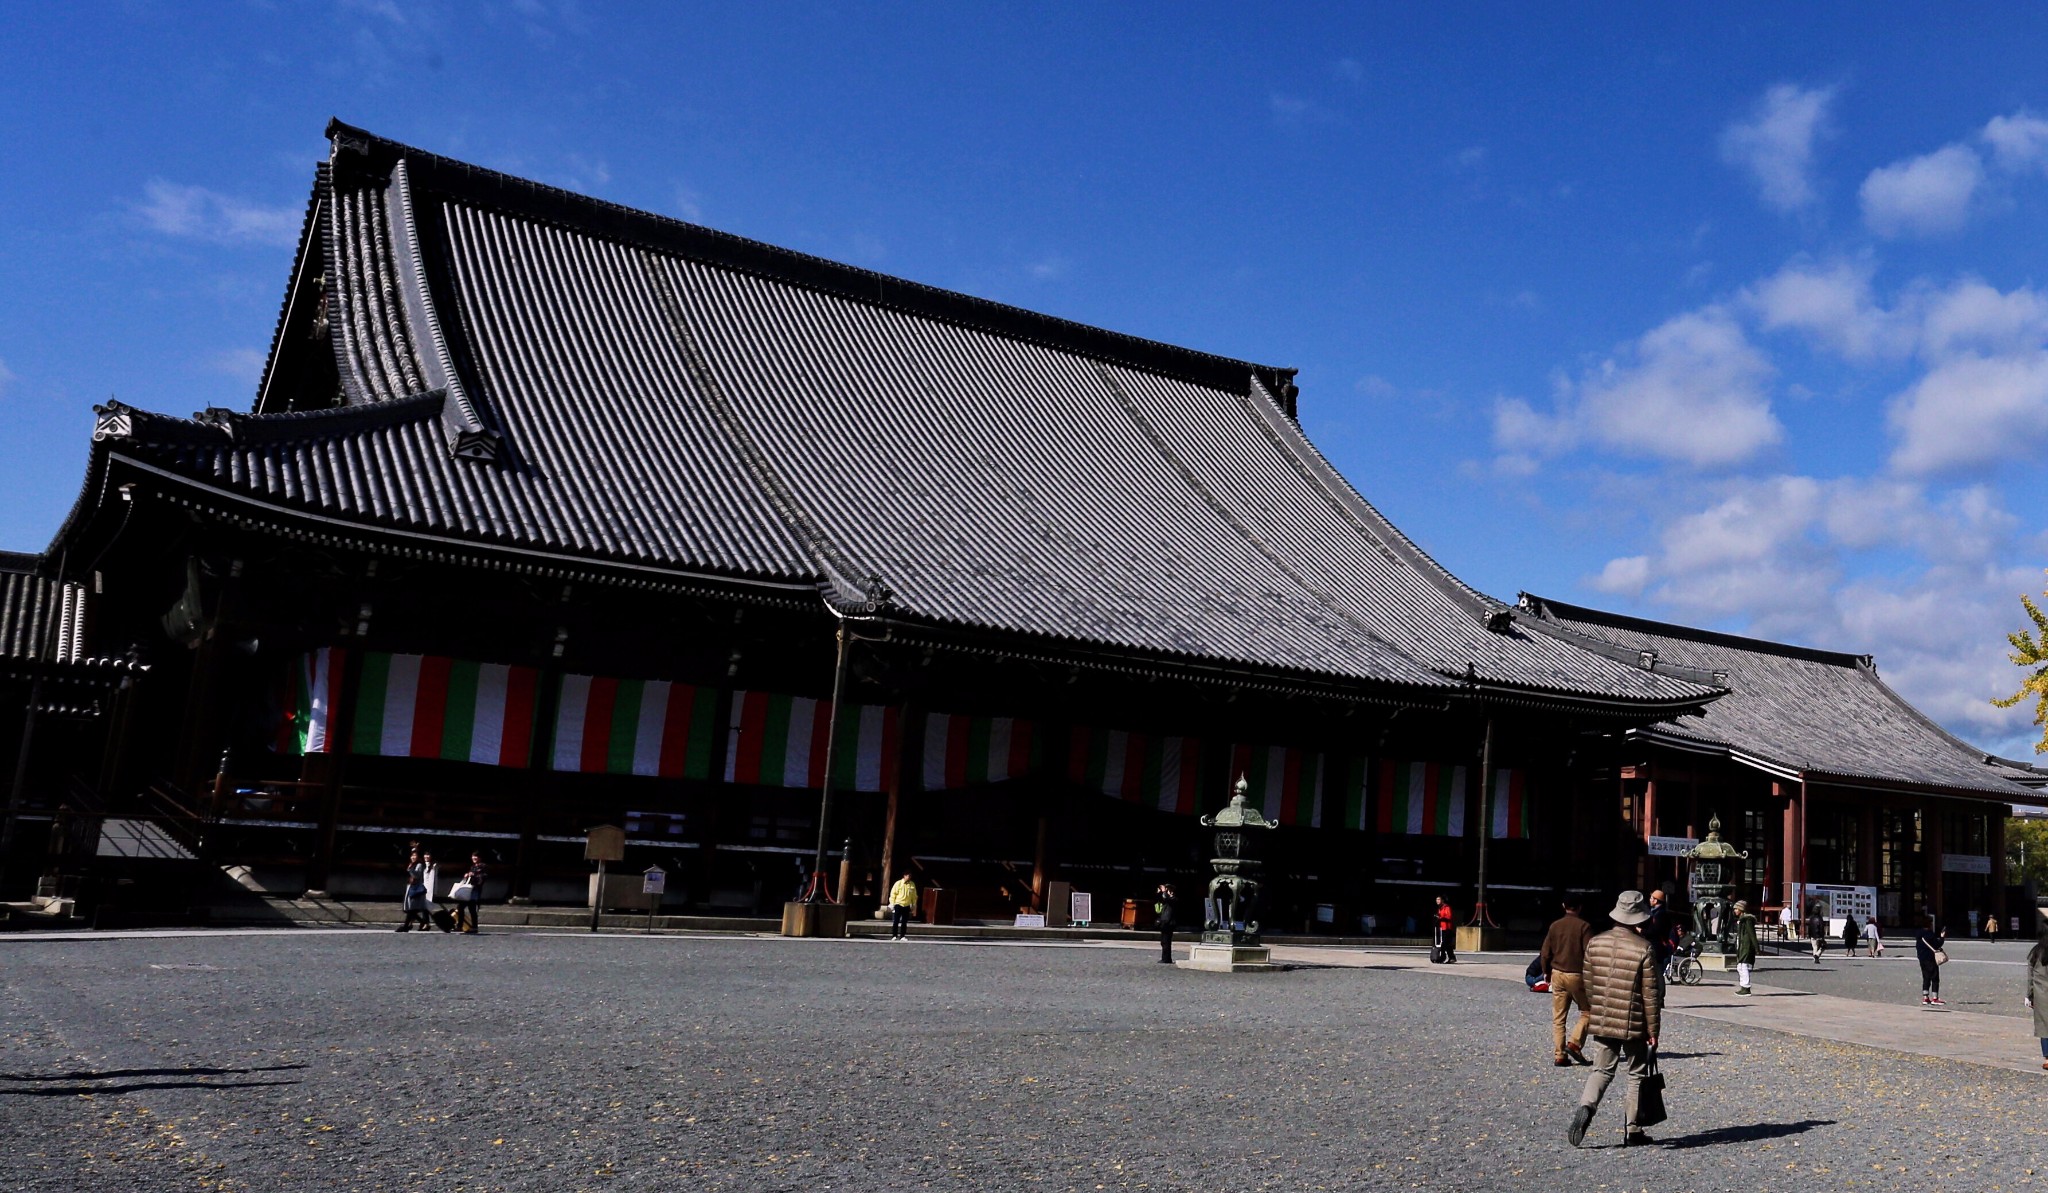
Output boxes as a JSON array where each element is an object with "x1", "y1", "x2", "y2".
[
  {"x1": 304, "y1": 647, "x2": 364, "y2": 897},
  {"x1": 512, "y1": 667, "x2": 564, "y2": 903},
  {"x1": 877, "y1": 703, "x2": 920, "y2": 892},
  {"x1": 1638, "y1": 769, "x2": 1656, "y2": 892},
  {"x1": 1925, "y1": 808, "x2": 1946, "y2": 926},
  {"x1": 1780, "y1": 785, "x2": 1800, "y2": 910},
  {"x1": 1989, "y1": 810, "x2": 2008, "y2": 933},
  {"x1": 1031, "y1": 812, "x2": 1050, "y2": 912}
]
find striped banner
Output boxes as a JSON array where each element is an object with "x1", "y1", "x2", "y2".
[
  {"x1": 1376, "y1": 760, "x2": 1469, "y2": 836},
  {"x1": 1320, "y1": 756, "x2": 1371, "y2": 831},
  {"x1": 1489, "y1": 768, "x2": 1531, "y2": 839},
  {"x1": 922, "y1": 713, "x2": 1040, "y2": 790},
  {"x1": 551, "y1": 675, "x2": 718, "y2": 779},
  {"x1": 351, "y1": 652, "x2": 541, "y2": 767},
  {"x1": 1230, "y1": 743, "x2": 1325, "y2": 827},
  {"x1": 725, "y1": 691, "x2": 900, "y2": 791},
  {"x1": 284, "y1": 647, "x2": 350, "y2": 755},
  {"x1": 1068, "y1": 727, "x2": 1202, "y2": 814}
]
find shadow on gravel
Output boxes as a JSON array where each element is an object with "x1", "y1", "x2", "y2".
[
  {"x1": 1648, "y1": 1051, "x2": 1722, "y2": 1060},
  {"x1": 1658, "y1": 1118, "x2": 1835, "y2": 1149},
  {"x1": 0, "y1": 1063, "x2": 308, "y2": 1096},
  {"x1": 2, "y1": 1079, "x2": 302, "y2": 1096},
  {"x1": 0, "y1": 1072, "x2": 307, "y2": 1088}
]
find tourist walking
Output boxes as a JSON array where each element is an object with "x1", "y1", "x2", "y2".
[
  {"x1": 1914, "y1": 914, "x2": 1948, "y2": 1006},
  {"x1": 1732, "y1": 900, "x2": 1758, "y2": 996},
  {"x1": 1646, "y1": 889, "x2": 1673, "y2": 973},
  {"x1": 452, "y1": 852, "x2": 487, "y2": 934},
  {"x1": 1567, "y1": 890, "x2": 1665, "y2": 1148},
  {"x1": 421, "y1": 852, "x2": 453, "y2": 932},
  {"x1": 1434, "y1": 895, "x2": 1457, "y2": 964},
  {"x1": 1154, "y1": 883, "x2": 1177, "y2": 963},
  {"x1": 1808, "y1": 907, "x2": 1827, "y2": 964},
  {"x1": 1865, "y1": 916, "x2": 1883, "y2": 957},
  {"x1": 2028, "y1": 929, "x2": 2048, "y2": 1070},
  {"x1": 1985, "y1": 912, "x2": 2000, "y2": 944},
  {"x1": 1539, "y1": 896, "x2": 1593, "y2": 1066},
  {"x1": 888, "y1": 872, "x2": 918, "y2": 940},
  {"x1": 1842, "y1": 914, "x2": 1860, "y2": 957},
  {"x1": 397, "y1": 848, "x2": 431, "y2": 932}
]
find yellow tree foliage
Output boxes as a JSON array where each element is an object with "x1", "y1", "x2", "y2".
[{"x1": 1992, "y1": 570, "x2": 2048, "y2": 754}]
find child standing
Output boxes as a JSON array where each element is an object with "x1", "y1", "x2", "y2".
[{"x1": 1865, "y1": 916, "x2": 1883, "y2": 957}]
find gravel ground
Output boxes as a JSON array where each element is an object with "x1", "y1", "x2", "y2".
[{"x1": 2, "y1": 929, "x2": 2045, "y2": 1192}]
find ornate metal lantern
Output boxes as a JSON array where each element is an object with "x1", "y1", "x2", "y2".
[
  {"x1": 1200, "y1": 778, "x2": 1277, "y2": 947},
  {"x1": 1684, "y1": 814, "x2": 1748, "y2": 961}
]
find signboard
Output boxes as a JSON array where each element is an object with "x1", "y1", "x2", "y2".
[
  {"x1": 1070, "y1": 891, "x2": 1093, "y2": 926},
  {"x1": 1647, "y1": 835, "x2": 1697, "y2": 858},
  {"x1": 584, "y1": 824, "x2": 626, "y2": 862},
  {"x1": 1799, "y1": 883, "x2": 1877, "y2": 925},
  {"x1": 1013, "y1": 913, "x2": 1047, "y2": 928},
  {"x1": 642, "y1": 867, "x2": 667, "y2": 896},
  {"x1": 1942, "y1": 853, "x2": 1993, "y2": 875}
]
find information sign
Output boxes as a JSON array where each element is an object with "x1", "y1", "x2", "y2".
[
  {"x1": 642, "y1": 867, "x2": 667, "y2": 896},
  {"x1": 1647, "y1": 835, "x2": 1697, "y2": 858},
  {"x1": 1071, "y1": 891, "x2": 1093, "y2": 927}
]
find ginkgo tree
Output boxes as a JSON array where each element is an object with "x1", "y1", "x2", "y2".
[{"x1": 1993, "y1": 569, "x2": 2048, "y2": 755}]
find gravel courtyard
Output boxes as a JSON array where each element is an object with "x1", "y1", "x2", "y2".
[{"x1": 2, "y1": 929, "x2": 2044, "y2": 1191}]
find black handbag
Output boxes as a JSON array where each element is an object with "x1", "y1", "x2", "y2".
[{"x1": 1635, "y1": 1052, "x2": 1668, "y2": 1128}]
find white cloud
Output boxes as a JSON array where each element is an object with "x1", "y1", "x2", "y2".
[
  {"x1": 1502, "y1": 308, "x2": 1782, "y2": 469},
  {"x1": 1719, "y1": 84, "x2": 1835, "y2": 212},
  {"x1": 1744, "y1": 257, "x2": 1910, "y2": 361},
  {"x1": 1025, "y1": 255, "x2": 1072, "y2": 281},
  {"x1": 1887, "y1": 350, "x2": 2048, "y2": 474},
  {"x1": 1917, "y1": 278, "x2": 2048, "y2": 357},
  {"x1": 1269, "y1": 93, "x2": 1336, "y2": 126},
  {"x1": 133, "y1": 179, "x2": 301, "y2": 247},
  {"x1": 1859, "y1": 144, "x2": 1984, "y2": 238},
  {"x1": 204, "y1": 348, "x2": 268, "y2": 386},
  {"x1": 1982, "y1": 111, "x2": 2048, "y2": 172},
  {"x1": 1586, "y1": 477, "x2": 2041, "y2": 752}
]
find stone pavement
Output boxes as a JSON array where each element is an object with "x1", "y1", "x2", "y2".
[{"x1": 1263, "y1": 944, "x2": 2047, "y2": 1076}]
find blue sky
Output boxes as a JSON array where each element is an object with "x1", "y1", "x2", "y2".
[{"x1": 3, "y1": 4, "x2": 2045, "y2": 756}]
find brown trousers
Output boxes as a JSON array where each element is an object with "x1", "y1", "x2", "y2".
[{"x1": 1551, "y1": 970, "x2": 1590, "y2": 1057}]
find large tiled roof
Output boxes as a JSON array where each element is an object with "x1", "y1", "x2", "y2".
[
  {"x1": 1522, "y1": 594, "x2": 2041, "y2": 799},
  {"x1": 88, "y1": 121, "x2": 1726, "y2": 711}
]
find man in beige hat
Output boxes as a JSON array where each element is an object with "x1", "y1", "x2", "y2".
[{"x1": 1568, "y1": 890, "x2": 1664, "y2": 1148}]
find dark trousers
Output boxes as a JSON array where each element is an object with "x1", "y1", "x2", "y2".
[
  {"x1": 1158, "y1": 921, "x2": 1175, "y2": 962},
  {"x1": 891, "y1": 905, "x2": 911, "y2": 938},
  {"x1": 454, "y1": 897, "x2": 480, "y2": 933},
  {"x1": 1920, "y1": 955, "x2": 1940, "y2": 994},
  {"x1": 1436, "y1": 926, "x2": 1455, "y2": 961}
]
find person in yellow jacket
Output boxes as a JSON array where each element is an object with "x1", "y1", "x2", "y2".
[{"x1": 888, "y1": 873, "x2": 918, "y2": 940}]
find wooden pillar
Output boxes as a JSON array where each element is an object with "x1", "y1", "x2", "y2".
[
  {"x1": 1989, "y1": 810, "x2": 2008, "y2": 932},
  {"x1": 1030, "y1": 812, "x2": 1051, "y2": 911},
  {"x1": 1778, "y1": 782, "x2": 1800, "y2": 908},
  {"x1": 1924, "y1": 808, "x2": 1945, "y2": 926},
  {"x1": 877, "y1": 704, "x2": 922, "y2": 889},
  {"x1": 303, "y1": 647, "x2": 364, "y2": 896},
  {"x1": 1858, "y1": 805, "x2": 1879, "y2": 887},
  {"x1": 1638, "y1": 770, "x2": 1656, "y2": 892},
  {"x1": 512, "y1": 667, "x2": 564, "y2": 903}
]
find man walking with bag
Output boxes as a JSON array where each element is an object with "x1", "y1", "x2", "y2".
[
  {"x1": 1539, "y1": 896, "x2": 1593, "y2": 1066},
  {"x1": 1568, "y1": 890, "x2": 1665, "y2": 1148}
]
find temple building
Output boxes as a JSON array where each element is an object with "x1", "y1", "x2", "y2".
[
  {"x1": 1520, "y1": 596, "x2": 2043, "y2": 929},
  {"x1": 3, "y1": 122, "x2": 2038, "y2": 930}
]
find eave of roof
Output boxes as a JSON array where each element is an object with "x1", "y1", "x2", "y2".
[{"x1": 1523, "y1": 593, "x2": 2038, "y2": 799}]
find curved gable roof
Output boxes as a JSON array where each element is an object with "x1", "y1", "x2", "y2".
[
  {"x1": 1523, "y1": 595, "x2": 2039, "y2": 799},
  {"x1": 93, "y1": 122, "x2": 1726, "y2": 711}
]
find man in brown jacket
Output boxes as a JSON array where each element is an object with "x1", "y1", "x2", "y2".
[
  {"x1": 1568, "y1": 890, "x2": 1663, "y2": 1148},
  {"x1": 1539, "y1": 896, "x2": 1592, "y2": 1066}
]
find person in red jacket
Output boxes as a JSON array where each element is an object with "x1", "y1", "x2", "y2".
[{"x1": 1435, "y1": 895, "x2": 1457, "y2": 964}]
